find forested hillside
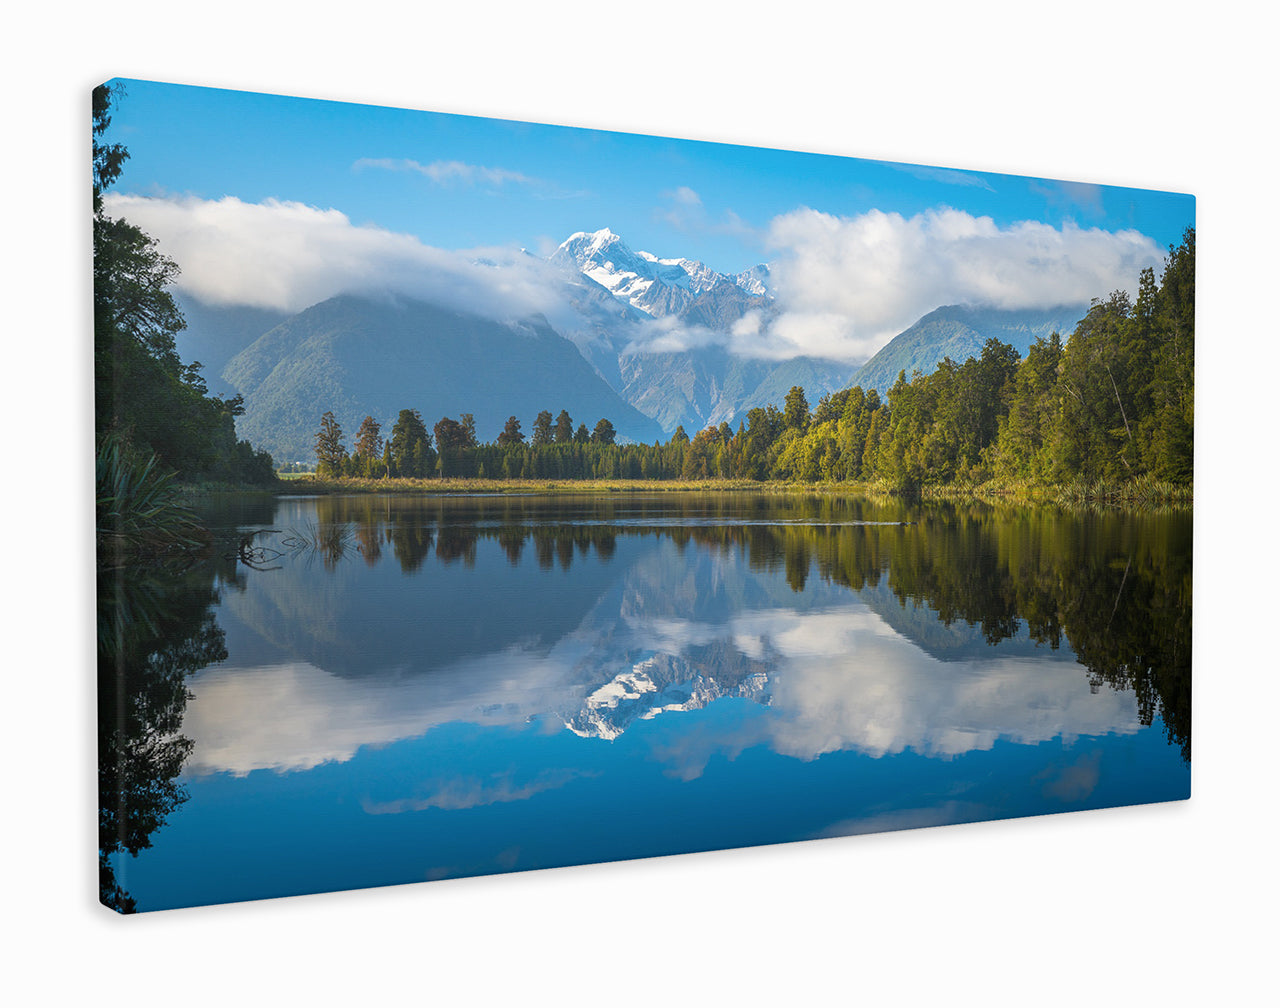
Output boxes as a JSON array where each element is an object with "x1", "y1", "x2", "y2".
[
  {"x1": 306, "y1": 228, "x2": 1193, "y2": 493},
  {"x1": 848, "y1": 303, "x2": 1091, "y2": 395}
]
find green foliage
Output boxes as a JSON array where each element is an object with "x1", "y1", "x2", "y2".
[
  {"x1": 389, "y1": 409, "x2": 434, "y2": 476},
  {"x1": 531, "y1": 409, "x2": 554, "y2": 447},
  {"x1": 434, "y1": 415, "x2": 472, "y2": 477},
  {"x1": 784, "y1": 385, "x2": 810, "y2": 431},
  {"x1": 301, "y1": 233, "x2": 1192, "y2": 495},
  {"x1": 93, "y1": 83, "x2": 275, "y2": 487},
  {"x1": 554, "y1": 409, "x2": 574, "y2": 444},
  {"x1": 314, "y1": 411, "x2": 347, "y2": 477},
  {"x1": 93, "y1": 82, "x2": 128, "y2": 214},
  {"x1": 96, "y1": 432, "x2": 208, "y2": 568},
  {"x1": 849, "y1": 303, "x2": 1090, "y2": 396},
  {"x1": 498, "y1": 415, "x2": 525, "y2": 446},
  {"x1": 591, "y1": 418, "x2": 617, "y2": 445},
  {"x1": 351, "y1": 415, "x2": 385, "y2": 477}
]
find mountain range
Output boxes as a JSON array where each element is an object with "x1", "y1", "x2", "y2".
[
  {"x1": 223, "y1": 295, "x2": 664, "y2": 464},
  {"x1": 174, "y1": 227, "x2": 1090, "y2": 464},
  {"x1": 848, "y1": 302, "x2": 1089, "y2": 395}
]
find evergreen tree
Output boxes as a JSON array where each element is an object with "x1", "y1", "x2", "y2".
[
  {"x1": 682, "y1": 428, "x2": 717, "y2": 479},
  {"x1": 390, "y1": 409, "x2": 432, "y2": 476},
  {"x1": 992, "y1": 333, "x2": 1063, "y2": 482},
  {"x1": 353, "y1": 416, "x2": 383, "y2": 475},
  {"x1": 784, "y1": 385, "x2": 810, "y2": 431},
  {"x1": 554, "y1": 410, "x2": 574, "y2": 444},
  {"x1": 498, "y1": 416, "x2": 524, "y2": 446},
  {"x1": 314, "y1": 412, "x2": 346, "y2": 477},
  {"x1": 434, "y1": 416, "x2": 470, "y2": 477},
  {"x1": 531, "y1": 410, "x2": 554, "y2": 447},
  {"x1": 1052, "y1": 292, "x2": 1137, "y2": 481},
  {"x1": 591, "y1": 418, "x2": 617, "y2": 445},
  {"x1": 1150, "y1": 228, "x2": 1195, "y2": 481}
]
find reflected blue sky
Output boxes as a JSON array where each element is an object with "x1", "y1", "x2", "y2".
[{"x1": 114, "y1": 497, "x2": 1190, "y2": 911}]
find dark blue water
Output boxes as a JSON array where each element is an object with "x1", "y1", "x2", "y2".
[{"x1": 101, "y1": 493, "x2": 1191, "y2": 912}]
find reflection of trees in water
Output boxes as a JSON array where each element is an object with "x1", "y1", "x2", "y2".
[
  {"x1": 97, "y1": 561, "x2": 227, "y2": 912},
  {"x1": 807, "y1": 502, "x2": 1191, "y2": 761},
  {"x1": 297, "y1": 495, "x2": 1190, "y2": 762},
  {"x1": 97, "y1": 496, "x2": 273, "y2": 912},
  {"x1": 98, "y1": 492, "x2": 1190, "y2": 911}
]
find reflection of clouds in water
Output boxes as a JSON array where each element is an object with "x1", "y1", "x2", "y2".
[
  {"x1": 768, "y1": 638, "x2": 1138, "y2": 761},
  {"x1": 811, "y1": 801, "x2": 993, "y2": 839},
  {"x1": 1037, "y1": 751, "x2": 1103, "y2": 802},
  {"x1": 361, "y1": 768, "x2": 597, "y2": 814},
  {"x1": 643, "y1": 605, "x2": 1143, "y2": 779},
  {"x1": 182, "y1": 635, "x2": 599, "y2": 775},
  {"x1": 762, "y1": 606, "x2": 1139, "y2": 758},
  {"x1": 184, "y1": 594, "x2": 1141, "y2": 780}
]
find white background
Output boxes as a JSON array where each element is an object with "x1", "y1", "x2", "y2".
[{"x1": 5, "y1": 2, "x2": 1276, "y2": 1003}]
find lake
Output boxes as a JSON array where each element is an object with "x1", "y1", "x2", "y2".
[{"x1": 98, "y1": 491, "x2": 1191, "y2": 912}]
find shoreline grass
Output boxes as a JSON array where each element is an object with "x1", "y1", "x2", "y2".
[{"x1": 244, "y1": 473, "x2": 1191, "y2": 508}]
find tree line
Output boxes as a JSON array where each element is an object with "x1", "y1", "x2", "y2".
[
  {"x1": 314, "y1": 407, "x2": 623, "y2": 478},
  {"x1": 312, "y1": 228, "x2": 1193, "y2": 490}
]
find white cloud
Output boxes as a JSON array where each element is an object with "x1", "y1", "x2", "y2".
[
  {"x1": 667, "y1": 185, "x2": 703, "y2": 207},
  {"x1": 353, "y1": 157, "x2": 537, "y2": 187},
  {"x1": 896, "y1": 164, "x2": 996, "y2": 191},
  {"x1": 621, "y1": 314, "x2": 723, "y2": 354},
  {"x1": 102, "y1": 192, "x2": 1167, "y2": 366},
  {"x1": 654, "y1": 186, "x2": 759, "y2": 243},
  {"x1": 753, "y1": 207, "x2": 1164, "y2": 362},
  {"x1": 100, "y1": 192, "x2": 571, "y2": 320}
]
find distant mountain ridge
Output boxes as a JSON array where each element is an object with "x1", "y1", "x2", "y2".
[
  {"x1": 178, "y1": 227, "x2": 1095, "y2": 466},
  {"x1": 223, "y1": 294, "x2": 664, "y2": 464},
  {"x1": 850, "y1": 303, "x2": 1090, "y2": 395},
  {"x1": 172, "y1": 294, "x2": 289, "y2": 398}
]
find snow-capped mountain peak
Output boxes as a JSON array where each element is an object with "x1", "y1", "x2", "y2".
[
  {"x1": 560, "y1": 227, "x2": 624, "y2": 257},
  {"x1": 551, "y1": 227, "x2": 770, "y2": 318}
]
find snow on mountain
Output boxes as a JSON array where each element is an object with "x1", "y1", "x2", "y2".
[
  {"x1": 564, "y1": 653, "x2": 771, "y2": 741},
  {"x1": 552, "y1": 227, "x2": 770, "y2": 319},
  {"x1": 543, "y1": 228, "x2": 848, "y2": 435},
  {"x1": 734, "y1": 264, "x2": 772, "y2": 297}
]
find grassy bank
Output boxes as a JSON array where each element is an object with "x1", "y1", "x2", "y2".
[
  {"x1": 273, "y1": 474, "x2": 773, "y2": 495},
  {"x1": 910, "y1": 474, "x2": 1193, "y2": 508},
  {"x1": 268, "y1": 472, "x2": 1191, "y2": 507}
]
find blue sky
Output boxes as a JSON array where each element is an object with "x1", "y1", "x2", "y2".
[{"x1": 102, "y1": 77, "x2": 1195, "y2": 361}]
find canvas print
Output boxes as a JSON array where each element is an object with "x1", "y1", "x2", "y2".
[{"x1": 95, "y1": 78, "x2": 1194, "y2": 914}]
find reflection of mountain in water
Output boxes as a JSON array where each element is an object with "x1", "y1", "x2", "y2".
[
  {"x1": 854, "y1": 578, "x2": 1058, "y2": 663},
  {"x1": 549, "y1": 532, "x2": 824, "y2": 739},
  {"x1": 188, "y1": 494, "x2": 1190, "y2": 773},
  {"x1": 567, "y1": 646, "x2": 771, "y2": 740}
]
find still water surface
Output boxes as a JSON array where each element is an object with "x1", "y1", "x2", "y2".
[{"x1": 100, "y1": 493, "x2": 1191, "y2": 912}]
